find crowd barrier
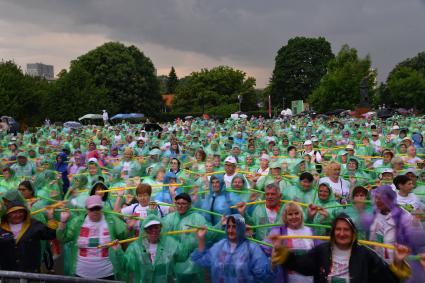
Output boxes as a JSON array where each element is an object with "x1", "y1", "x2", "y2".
[{"x1": 0, "y1": 271, "x2": 123, "y2": 283}]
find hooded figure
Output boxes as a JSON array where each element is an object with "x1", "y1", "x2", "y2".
[
  {"x1": 307, "y1": 182, "x2": 341, "y2": 236},
  {"x1": 191, "y1": 214, "x2": 274, "y2": 283},
  {"x1": 153, "y1": 171, "x2": 182, "y2": 204},
  {"x1": 0, "y1": 200, "x2": 57, "y2": 272},
  {"x1": 412, "y1": 133, "x2": 424, "y2": 150},
  {"x1": 55, "y1": 152, "x2": 70, "y2": 193},
  {"x1": 272, "y1": 213, "x2": 412, "y2": 283},
  {"x1": 198, "y1": 175, "x2": 232, "y2": 225},
  {"x1": 362, "y1": 185, "x2": 425, "y2": 282},
  {"x1": 113, "y1": 214, "x2": 184, "y2": 282}
]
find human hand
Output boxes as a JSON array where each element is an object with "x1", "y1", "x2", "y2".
[
  {"x1": 195, "y1": 226, "x2": 207, "y2": 241},
  {"x1": 236, "y1": 202, "x2": 247, "y2": 215},
  {"x1": 394, "y1": 243, "x2": 410, "y2": 266},
  {"x1": 60, "y1": 210, "x2": 71, "y2": 223}
]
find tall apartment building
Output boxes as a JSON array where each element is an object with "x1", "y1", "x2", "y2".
[{"x1": 26, "y1": 63, "x2": 54, "y2": 79}]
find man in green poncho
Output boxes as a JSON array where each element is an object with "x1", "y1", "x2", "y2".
[
  {"x1": 237, "y1": 183, "x2": 284, "y2": 240},
  {"x1": 112, "y1": 214, "x2": 184, "y2": 282},
  {"x1": 11, "y1": 152, "x2": 36, "y2": 177},
  {"x1": 161, "y1": 193, "x2": 209, "y2": 283}
]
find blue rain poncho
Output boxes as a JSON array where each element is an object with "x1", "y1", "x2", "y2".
[
  {"x1": 198, "y1": 175, "x2": 232, "y2": 225},
  {"x1": 191, "y1": 214, "x2": 275, "y2": 283},
  {"x1": 153, "y1": 172, "x2": 182, "y2": 204}
]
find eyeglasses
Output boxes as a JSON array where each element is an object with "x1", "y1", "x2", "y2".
[
  {"x1": 175, "y1": 202, "x2": 189, "y2": 206},
  {"x1": 88, "y1": 206, "x2": 102, "y2": 212}
]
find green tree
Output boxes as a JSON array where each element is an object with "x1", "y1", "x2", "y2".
[
  {"x1": 66, "y1": 42, "x2": 161, "y2": 117},
  {"x1": 44, "y1": 64, "x2": 110, "y2": 121},
  {"x1": 308, "y1": 45, "x2": 376, "y2": 113},
  {"x1": 172, "y1": 66, "x2": 257, "y2": 115},
  {"x1": 166, "y1": 66, "x2": 179, "y2": 93},
  {"x1": 387, "y1": 67, "x2": 425, "y2": 110},
  {"x1": 269, "y1": 37, "x2": 334, "y2": 108},
  {"x1": 388, "y1": 51, "x2": 425, "y2": 79},
  {"x1": 0, "y1": 61, "x2": 49, "y2": 126}
]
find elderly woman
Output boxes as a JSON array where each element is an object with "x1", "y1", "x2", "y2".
[
  {"x1": 319, "y1": 161, "x2": 350, "y2": 203},
  {"x1": 192, "y1": 214, "x2": 274, "y2": 283},
  {"x1": 264, "y1": 203, "x2": 317, "y2": 283}
]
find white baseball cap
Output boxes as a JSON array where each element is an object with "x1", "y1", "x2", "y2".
[
  {"x1": 144, "y1": 220, "x2": 161, "y2": 229},
  {"x1": 346, "y1": 144, "x2": 354, "y2": 150},
  {"x1": 224, "y1": 156, "x2": 237, "y2": 164},
  {"x1": 303, "y1": 140, "x2": 313, "y2": 146},
  {"x1": 260, "y1": 154, "x2": 270, "y2": 161},
  {"x1": 88, "y1": 158, "x2": 98, "y2": 164}
]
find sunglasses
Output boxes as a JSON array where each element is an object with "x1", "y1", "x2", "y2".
[{"x1": 88, "y1": 206, "x2": 102, "y2": 212}]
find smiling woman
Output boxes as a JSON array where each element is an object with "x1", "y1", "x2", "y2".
[{"x1": 272, "y1": 213, "x2": 413, "y2": 283}]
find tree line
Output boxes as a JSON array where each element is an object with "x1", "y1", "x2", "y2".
[{"x1": 1, "y1": 39, "x2": 424, "y2": 126}]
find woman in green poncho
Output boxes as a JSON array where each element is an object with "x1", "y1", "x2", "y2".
[
  {"x1": 143, "y1": 166, "x2": 166, "y2": 198},
  {"x1": 0, "y1": 167, "x2": 20, "y2": 193},
  {"x1": 68, "y1": 175, "x2": 90, "y2": 208},
  {"x1": 113, "y1": 147, "x2": 141, "y2": 180},
  {"x1": 343, "y1": 185, "x2": 373, "y2": 240},
  {"x1": 112, "y1": 214, "x2": 185, "y2": 283},
  {"x1": 35, "y1": 170, "x2": 63, "y2": 207},
  {"x1": 86, "y1": 160, "x2": 106, "y2": 187},
  {"x1": 57, "y1": 195, "x2": 128, "y2": 280},
  {"x1": 306, "y1": 182, "x2": 341, "y2": 235},
  {"x1": 342, "y1": 157, "x2": 371, "y2": 186},
  {"x1": 283, "y1": 172, "x2": 316, "y2": 205}
]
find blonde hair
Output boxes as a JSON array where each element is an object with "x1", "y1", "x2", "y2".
[
  {"x1": 324, "y1": 161, "x2": 341, "y2": 177},
  {"x1": 281, "y1": 202, "x2": 304, "y2": 227}
]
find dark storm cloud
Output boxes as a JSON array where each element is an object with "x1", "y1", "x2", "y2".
[{"x1": 1, "y1": 0, "x2": 424, "y2": 82}]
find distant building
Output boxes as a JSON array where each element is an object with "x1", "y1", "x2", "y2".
[{"x1": 26, "y1": 63, "x2": 54, "y2": 79}]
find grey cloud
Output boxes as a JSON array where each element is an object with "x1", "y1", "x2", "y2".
[{"x1": 1, "y1": 0, "x2": 425, "y2": 82}]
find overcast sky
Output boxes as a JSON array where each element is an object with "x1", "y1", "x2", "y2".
[{"x1": 1, "y1": 0, "x2": 424, "y2": 88}]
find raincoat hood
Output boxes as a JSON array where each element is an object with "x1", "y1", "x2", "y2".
[
  {"x1": 316, "y1": 182, "x2": 336, "y2": 205},
  {"x1": 209, "y1": 174, "x2": 225, "y2": 194},
  {"x1": 330, "y1": 212, "x2": 358, "y2": 246},
  {"x1": 140, "y1": 214, "x2": 162, "y2": 239},
  {"x1": 372, "y1": 185, "x2": 397, "y2": 211},
  {"x1": 225, "y1": 214, "x2": 246, "y2": 244}
]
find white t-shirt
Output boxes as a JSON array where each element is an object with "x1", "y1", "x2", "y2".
[
  {"x1": 265, "y1": 207, "x2": 278, "y2": 224},
  {"x1": 328, "y1": 245, "x2": 351, "y2": 282},
  {"x1": 397, "y1": 193, "x2": 424, "y2": 210},
  {"x1": 224, "y1": 172, "x2": 237, "y2": 188},
  {"x1": 148, "y1": 243, "x2": 158, "y2": 263},
  {"x1": 369, "y1": 212, "x2": 396, "y2": 262},
  {"x1": 76, "y1": 216, "x2": 113, "y2": 279},
  {"x1": 319, "y1": 177, "x2": 350, "y2": 200},
  {"x1": 287, "y1": 227, "x2": 315, "y2": 250},
  {"x1": 286, "y1": 227, "x2": 314, "y2": 283},
  {"x1": 121, "y1": 203, "x2": 170, "y2": 230}
]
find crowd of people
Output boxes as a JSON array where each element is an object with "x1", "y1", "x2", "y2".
[{"x1": 0, "y1": 114, "x2": 425, "y2": 282}]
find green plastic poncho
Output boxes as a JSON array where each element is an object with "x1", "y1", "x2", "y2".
[
  {"x1": 113, "y1": 215, "x2": 185, "y2": 283},
  {"x1": 161, "y1": 209, "x2": 209, "y2": 283},
  {"x1": 57, "y1": 212, "x2": 128, "y2": 279}
]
